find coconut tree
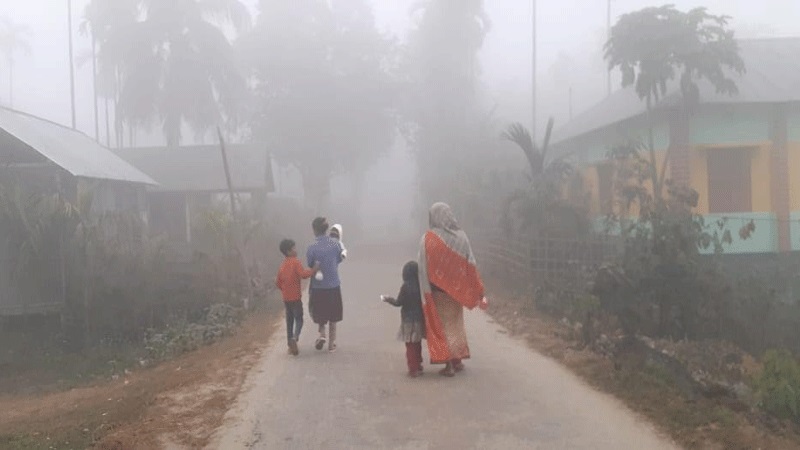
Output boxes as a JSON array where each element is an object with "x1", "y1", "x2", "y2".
[
  {"x1": 0, "y1": 19, "x2": 32, "y2": 108},
  {"x1": 83, "y1": 0, "x2": 251, "y2": 146}
]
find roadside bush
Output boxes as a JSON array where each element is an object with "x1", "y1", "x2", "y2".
[
  {"x1": 754, "y1": 350, "x2": 800, "y2": 422},
  {"x1": 594, "y1": 142, "x2": 754, "y2": 339},
  {"x1": 144, "y1": 303, "x2": 245, "y2": 362}
]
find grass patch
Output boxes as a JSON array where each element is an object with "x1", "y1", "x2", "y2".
[
  {"x1": 0, "y1": 429, "x2": 95, "y2": 450},
  {"x1": 0, "y1": 331, "x2": 144, "y2": 396}
]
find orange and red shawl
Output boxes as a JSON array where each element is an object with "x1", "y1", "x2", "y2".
[{"x1": 418, "y1": 226, "x2": 485, "y2": 364}]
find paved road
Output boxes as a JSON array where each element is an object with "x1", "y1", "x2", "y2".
[{"x1": 211, "y1": 249, "x2": 679, "y2": 450}]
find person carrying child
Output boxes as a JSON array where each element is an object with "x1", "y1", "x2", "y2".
[
  {"x1": 382, "y1": 261, "x2": 426, "y2": 377},
  {"x1": 307, "y1": 217, "x2": 345, "y2": 352},
  {"x1": 276, "y1": 239, "x2": 319, "y2": 356}
]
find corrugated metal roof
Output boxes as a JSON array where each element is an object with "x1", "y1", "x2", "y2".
[
  {"x1": 553, "y1": 38, "x2": 800, "y2": 145},
  {"x1": 0, "y1": 107, "x2": 156, "y2": 185},
  {"x1": 114, "y1": 144, "x2": 274, "y2": 193}
]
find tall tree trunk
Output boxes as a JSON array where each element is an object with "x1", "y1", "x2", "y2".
[
  {"x1": 646, "y1": 97, "x2": 659, "y2": 200},
  {"x1": 302, "y1": 164, "x2": 331, "y2": 216},
  {"x1": 218, "y1": 128, "x2": 256, "y2": 309},
  {"x1": 114, "y1": 70, "x2": 123, "y2": 148},
  {"x1": 67, "y1": 0, "x2": 77, "y2": 129},
  {"x1": 8, "y1": 57, "x2": 12, "y2": 108},
  {"x1": 104, "y1": 97, "x2": 111, "y2": 147},
  {"x1": 349, "y1": 171, "x2": 367, "y2": 239},
  {"x1": 91, "y1": 36, "x2": 100, "y2": 142}
]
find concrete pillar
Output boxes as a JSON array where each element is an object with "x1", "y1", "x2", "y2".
[
  {"x1": 770, "y1": 103, "x2": 791, "y2": 252},
  {"x1": 668, "y1": 109, "x2": 692, "y2": 188}
]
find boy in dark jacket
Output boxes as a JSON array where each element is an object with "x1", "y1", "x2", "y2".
[{"x1": 382, "y1": 261, "x2": 426, "y2": 377}]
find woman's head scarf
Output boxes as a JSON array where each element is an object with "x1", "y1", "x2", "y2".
[{"x1": 428, "y1": 202, "x2": 460, "y2": 233}]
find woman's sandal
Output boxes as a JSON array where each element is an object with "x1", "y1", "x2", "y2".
[
  {"x1": 439, "y1": 366, "x2": 455, "y2": 377},
  {"x1": 453, "y1": 362, "x2": 465, "y2": 372}
]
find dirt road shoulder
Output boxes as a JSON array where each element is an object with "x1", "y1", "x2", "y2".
[{"x1": 0, "y1": 308, "x2": 279, "y2": 450}]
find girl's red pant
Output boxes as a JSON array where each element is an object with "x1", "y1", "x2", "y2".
[{"x1": 405, "y1": 342, "x2": 423, "y2": 372}]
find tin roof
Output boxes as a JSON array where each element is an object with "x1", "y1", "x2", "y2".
[
  {"x1": 553, "y1": 37, "x2": 800, "y2": 145},
  {"x1": 0, "y1": 107, "x2": 156, "y2": 185},
  {"x1": 114, "y1": 144, "x2": 274, "y2": 193}
]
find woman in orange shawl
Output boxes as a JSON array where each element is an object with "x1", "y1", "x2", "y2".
[{"x1": 418, "y1": 202, "x2": 488, "y2": 377}]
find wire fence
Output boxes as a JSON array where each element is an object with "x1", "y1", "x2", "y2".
[{"x1": 472, "y1": 233, "x2": 622, "y2": 293}]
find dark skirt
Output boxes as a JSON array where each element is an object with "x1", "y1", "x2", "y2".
[{"x1": 309, "y1": 286, "x2": 343, "y2": 324}]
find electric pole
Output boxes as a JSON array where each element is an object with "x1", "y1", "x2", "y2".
[
  {"x1": 67, "y1": 0, "x2": 77, "y2": 129},
  {"x1": 606, "y1": 0, "x2": 612, "y2": 97},
  {"x1": 531, "y1": 0, "x2": 537, "y2": 141}
]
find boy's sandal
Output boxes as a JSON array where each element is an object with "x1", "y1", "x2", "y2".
[{"x1": 315, "y1": 337, "x2": 327, "y2": 350}]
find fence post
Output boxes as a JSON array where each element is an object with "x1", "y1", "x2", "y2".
[{"x1": 528, "y1": 238, "x2": 535, "y2": 301}]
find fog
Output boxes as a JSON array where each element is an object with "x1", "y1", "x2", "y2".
[
  {"x1": 0, "y1": 0, "x2": 798, "y2": 240},
  {"x1": 3, "y1": 1, "x2": 799, "y2": 134},
  {"x1": 4, "y1": 2, "x2": 800, "y2": 443}
]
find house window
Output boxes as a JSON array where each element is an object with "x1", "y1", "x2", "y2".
[
  {"x1": 707, "y1": 148, "x2": 752, "y2": 213},
  {"x1": 596, "y1": 162, "x2": 614, "y2": 215}
]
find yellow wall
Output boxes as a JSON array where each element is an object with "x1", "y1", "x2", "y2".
[
  {"x1": 582, "y1": 144, "x2": 775, "y2": 216},
  {"x1": 583, "y1": 165, "x2": 600, "y2": 216},
  {"x1": 752, "y1": 143, "x2": 772, "y2": 212},
  {"x1": 789, "y1": 142, "x2": 800, "y2": 211},
  {"x1": 579, "y1": 150, "x2": 669, "y2": 217}
]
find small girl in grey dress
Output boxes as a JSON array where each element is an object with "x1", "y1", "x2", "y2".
[{"x1": 382, "y1": 261, "x2": 426, "y2": 377}]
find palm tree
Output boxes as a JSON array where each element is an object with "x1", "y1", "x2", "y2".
[
  {"x1": 500, "y1": 118, "x2": 584, "y2": 238},
  {"x1": 84, "y1": 0, "x2": 250, "y2": 146},
  {"x1": 82, "y1": 0, "x2": 141, "y2": 147},
  {"x1": 0, "y1": 19, "x2": 32, "y2": 108},
  {"x1": 501, "y1": 118, "x2": 572, "y2": 188}
]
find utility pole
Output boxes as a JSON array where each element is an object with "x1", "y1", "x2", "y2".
[
  {"x1": 217, "y1": 127, "x2": 256, "y2": 310},
  {"x1": 91, "y1": 35, "x2": 100, "y2": 142},
  {"x1": 606, "y1": 0, "x2": 612, "y2": 97},
  {"x1": 531, "y1": 0, "x2": 537, "y2": 141},
  {"x1": 67, "y1": 0, "x2": 77, "y2": 129}
]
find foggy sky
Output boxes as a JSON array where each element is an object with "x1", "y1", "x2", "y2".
[{"x1": 0, "y1": 0, "x2": 798, "y2": 142}]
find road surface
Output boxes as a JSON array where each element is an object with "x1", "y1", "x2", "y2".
[{"x1": 211, "y1": 248, "x2": 679, "y2": 450}]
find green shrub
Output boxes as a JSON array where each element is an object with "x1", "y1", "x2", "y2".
[
  {"x1": 754, "y1": 349, "x2": 800, "y2": 422},
  {"x1": 144, "y1": 303, "x2": 244, "y2": 362}
]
